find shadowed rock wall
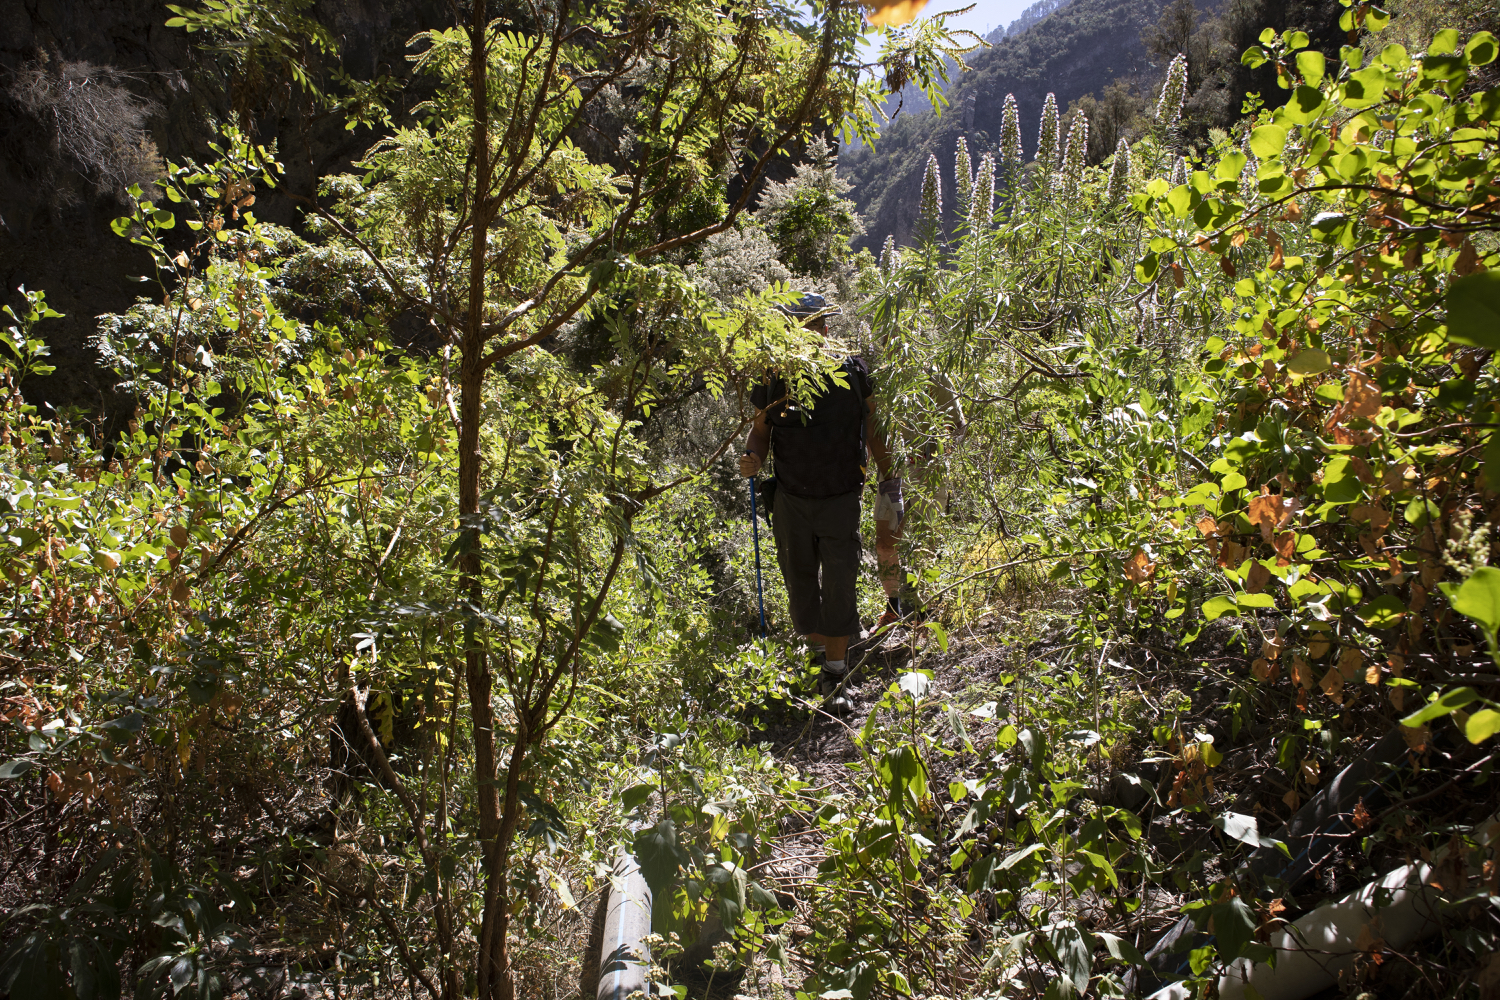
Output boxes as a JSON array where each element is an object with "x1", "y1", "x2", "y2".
[{"x1": 0, "y1": 0, "x2": 448, "y2": 414}]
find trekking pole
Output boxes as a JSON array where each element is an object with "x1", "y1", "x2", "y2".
[{"x1": 747, "y1": 463, "x2": 768, "y2": 639}]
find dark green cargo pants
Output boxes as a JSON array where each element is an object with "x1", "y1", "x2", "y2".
[{"x1": 772, "y1": 487, "x2": 863, "y2": 639}]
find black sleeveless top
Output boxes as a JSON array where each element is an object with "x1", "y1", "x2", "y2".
[{"x1": 751, "y1": 358, "x2": 873, "y2": 498}]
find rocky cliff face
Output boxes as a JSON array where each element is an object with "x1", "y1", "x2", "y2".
[{"x1": 0, "y1": 0, "x2": 445, "y2": 414}]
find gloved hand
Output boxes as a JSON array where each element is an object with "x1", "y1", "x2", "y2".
[
  {"x1": 740, "y1": 451, "x2": 763, "y2": 477},
  {"x1": 875, "y1": 476, "x2": 904, "y2": 531}
]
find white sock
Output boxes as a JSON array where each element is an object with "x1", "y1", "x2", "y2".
[{"x1": 825, "y1": 658, "x2": 847, "y2": 676}]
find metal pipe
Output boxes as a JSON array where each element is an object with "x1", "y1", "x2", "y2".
[
  {"x1": 1141, "y1": 729, "x2": 1410, "y2": 987},
  {"x1": 597, "y1": 851, "x2": 654, "y2": 1000}
]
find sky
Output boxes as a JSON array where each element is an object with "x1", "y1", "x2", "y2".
[{"x1": 919, "y1": 0, "x2": 1036, "y2": 42}]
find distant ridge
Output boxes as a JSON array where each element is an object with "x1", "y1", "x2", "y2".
[{"x1": 843, "y1": 0, "x2": 1158, "y2": 248}]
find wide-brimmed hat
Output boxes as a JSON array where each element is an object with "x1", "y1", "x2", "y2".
[{"x1": 778, "y1": 292, "x2": 842, "y2": 321}]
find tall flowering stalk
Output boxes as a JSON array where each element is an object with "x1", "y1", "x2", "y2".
[
  {"x1": 1061, "y1": 110, "x2": 1088, "y2": 197},
  {"x1": 997, "y1": 93, "x2": 1023, "y2": 200},
  {"x1": 1103, "y1": 138, "x2": 1130, "y2": 208},
  {"x1": 1156, "y1": 54, "x2": 1188, "y2": 129},
  {"x1": 999, "y1": 94, "x2": 1023, "y2": 166},
  {"x1": 1170, "y1": 155, "x2": 1188, "y2": 187},
  {"x1": 917, "y1": 153, "x2": 942, "y2": 242},
  {"x1": 1036, "y1": 92, "x2": 1060, "y2": 177},
  {"x1": 880, "y1": 234, "x2": 899, "y2": 276},
  {"x1": 954, "y1": 136, "x2": 974, "y2": 217},
  {"x1": 970, "y1": 152, "x2": 995, "y2": 229},
  {"x1": 1239, "y1": 131, "x2": 1259, "y2": 203}
]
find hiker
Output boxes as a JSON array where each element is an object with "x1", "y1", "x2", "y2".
[{"x1": 739, "y1": 293, "x2": 896, "y2": 709}]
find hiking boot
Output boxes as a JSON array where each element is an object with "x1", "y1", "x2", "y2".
[
  {"x1": 875, "y1": 594, "x2": 923, "y2": 631},
  {"x1": 818, "y1": 668, "x2": 854, "y2": 716}
]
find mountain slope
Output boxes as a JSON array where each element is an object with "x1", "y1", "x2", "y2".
[
  {"x1": 842, "y1": 0, "x2": 1161, "y2": 249},
  {"x1": 842, "y1": 0, "x2": 1346, "y2": 250}
]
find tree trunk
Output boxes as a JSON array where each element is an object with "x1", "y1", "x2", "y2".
[{"x1": 460, "y1": 0, "x2": 509, "y2": 997}]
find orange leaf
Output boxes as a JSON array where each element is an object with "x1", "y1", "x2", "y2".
[
  {"x1": 1400, "y1": 724, "x2": 1429, "y2": 753},
  {"x1": 1217, "y1": 540, "x2": 1246, "y2": 568},
  {"x1": 1272, "y1": 531, "x2": 1296, "y2": 565},
  {"x1": 1124, "y1": 548, "x2": 1156, "y2": 584},
  {"x1": 1336, "y1": 645, "x2": 1364, "y2": 681},
  {"x1": 1319, "y1": 667, "x2": 1345, "y2": 704},
  {"x1": 1245, "y1": 562, "x2": 1272, "y2": 594},
  {"x1": 1196, "y1": 515, "x2": 1220, "y2": 536},
  {"x1": 1291, "y1": 654, "x2": 1314, "y2": 689},
  {"x1": 863, "y1": 0, "x2": 930, "y2": 25},
  {"x1": 1247, "y1": 494, "x2": 1282, "y2": 542},
  {"x1": 1455, "y1": 240, "x2": 1480, "y2": 276},
  {"x1": 170, "y1": 525, "x2": 188, "y2": 548},
  {"x1": 1351, "y1": 503, "x2": 1391, "y2": 532},
  {"x1": 1344, "y1": 371, "x2": 1382, "y2": 418}
]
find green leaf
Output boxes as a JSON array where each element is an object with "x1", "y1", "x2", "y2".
[
  {"x1": 1449, "y1": 566, "x2": 1500, "y2": 632},
  {"x1": 1212, "y1": 811, "x2": 1284, "y2": 851},
  {"x1": 1249, "y1": 124, "x2": 1288, "y2": 159},
  {"x1": 1465, "y1": 31, "x2": 1498, "y2": 66},
  {"x1": 899, "y1": 670, "x2": 933, "y2": 699},
  {"x1": 1296, "y1": 50, "x2": 1327, "y2": 86},
  {"x1": 1447, "y1": 272, "x2": 1500, "y2": 349},
  {"x1": 633, "y1": 818, "x2": 688, "y2": 901},
  {"x1": 1465, "y1": 708, "x2": 1500, "y2": 743},
  {"x1": 1344, "y1": 67, "x2": 1388, "y2": 109},
  {"x1": 1213, "y1": 897, "x2": 1258, "y2": 961},
  {"x1": 925, "y1": 620, "x2": 948, "y2": 652},
  {"x1": 1166, "y1": 185, "x2": 1195, "y2": 218},
  {"x1": 1282, "y1": 85, "x2": 1327, "y2": 124},
  {"x1": 1286, "y1": 349, "x2": 1331, "y2": 375},
  {"x1": 1399, "y1": 687, "x2": 1478, "y2": 726},
  {"x1": 110, "y1": 217, "x2": 135, "y2": 237},
  {"x1": 1405, "y1": 497, "x2": 1440, "y2": 527},
  {"x1": 1215, "y1": 151, "x2": 1248, "y2": 181},
  {"x1": 1203, "y1": 595, "x2": 1238, "y2": 620},
  {"x1": 1429, "y1": 27, "x2": 1460, "y2": 53},
  {"x1": 0, "y1": 759, "x2": 31, "y2": 780},
  {"x1": 1365, "y1": 5, "x2": 1390, "y2": 31},
  {"x1": 1136, "y1": 252, "x2": 1159, "y2": 283},
  {"x1": 620, "y1": 783, "x2": 655, "y2": 811},
  {"x1": 1358, "y1": 594, "x2": 1408, "y2": 628},
  {"x1": 1221, "y1": 471, "x2": 1247, "y2": 491},
  {"x1": 1242, "y1": 45, "x2": 1269, "y2": 69},
  {"x1": 1045, "y1": 924, "x2": 1093, "y2": 991},
  {"x1": 1321, "y1": 457, "x2": 1361, "y2": 503},
  {"x1": 1237, "y1": 592, "x2": 1275, "y2": 609},
  {"x1": 1097, "y1": 932, "x2": 1147, "y2": 965},
  {"x1": 1000, "y1": 842, "x2": 1046, "y2": 869}
]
